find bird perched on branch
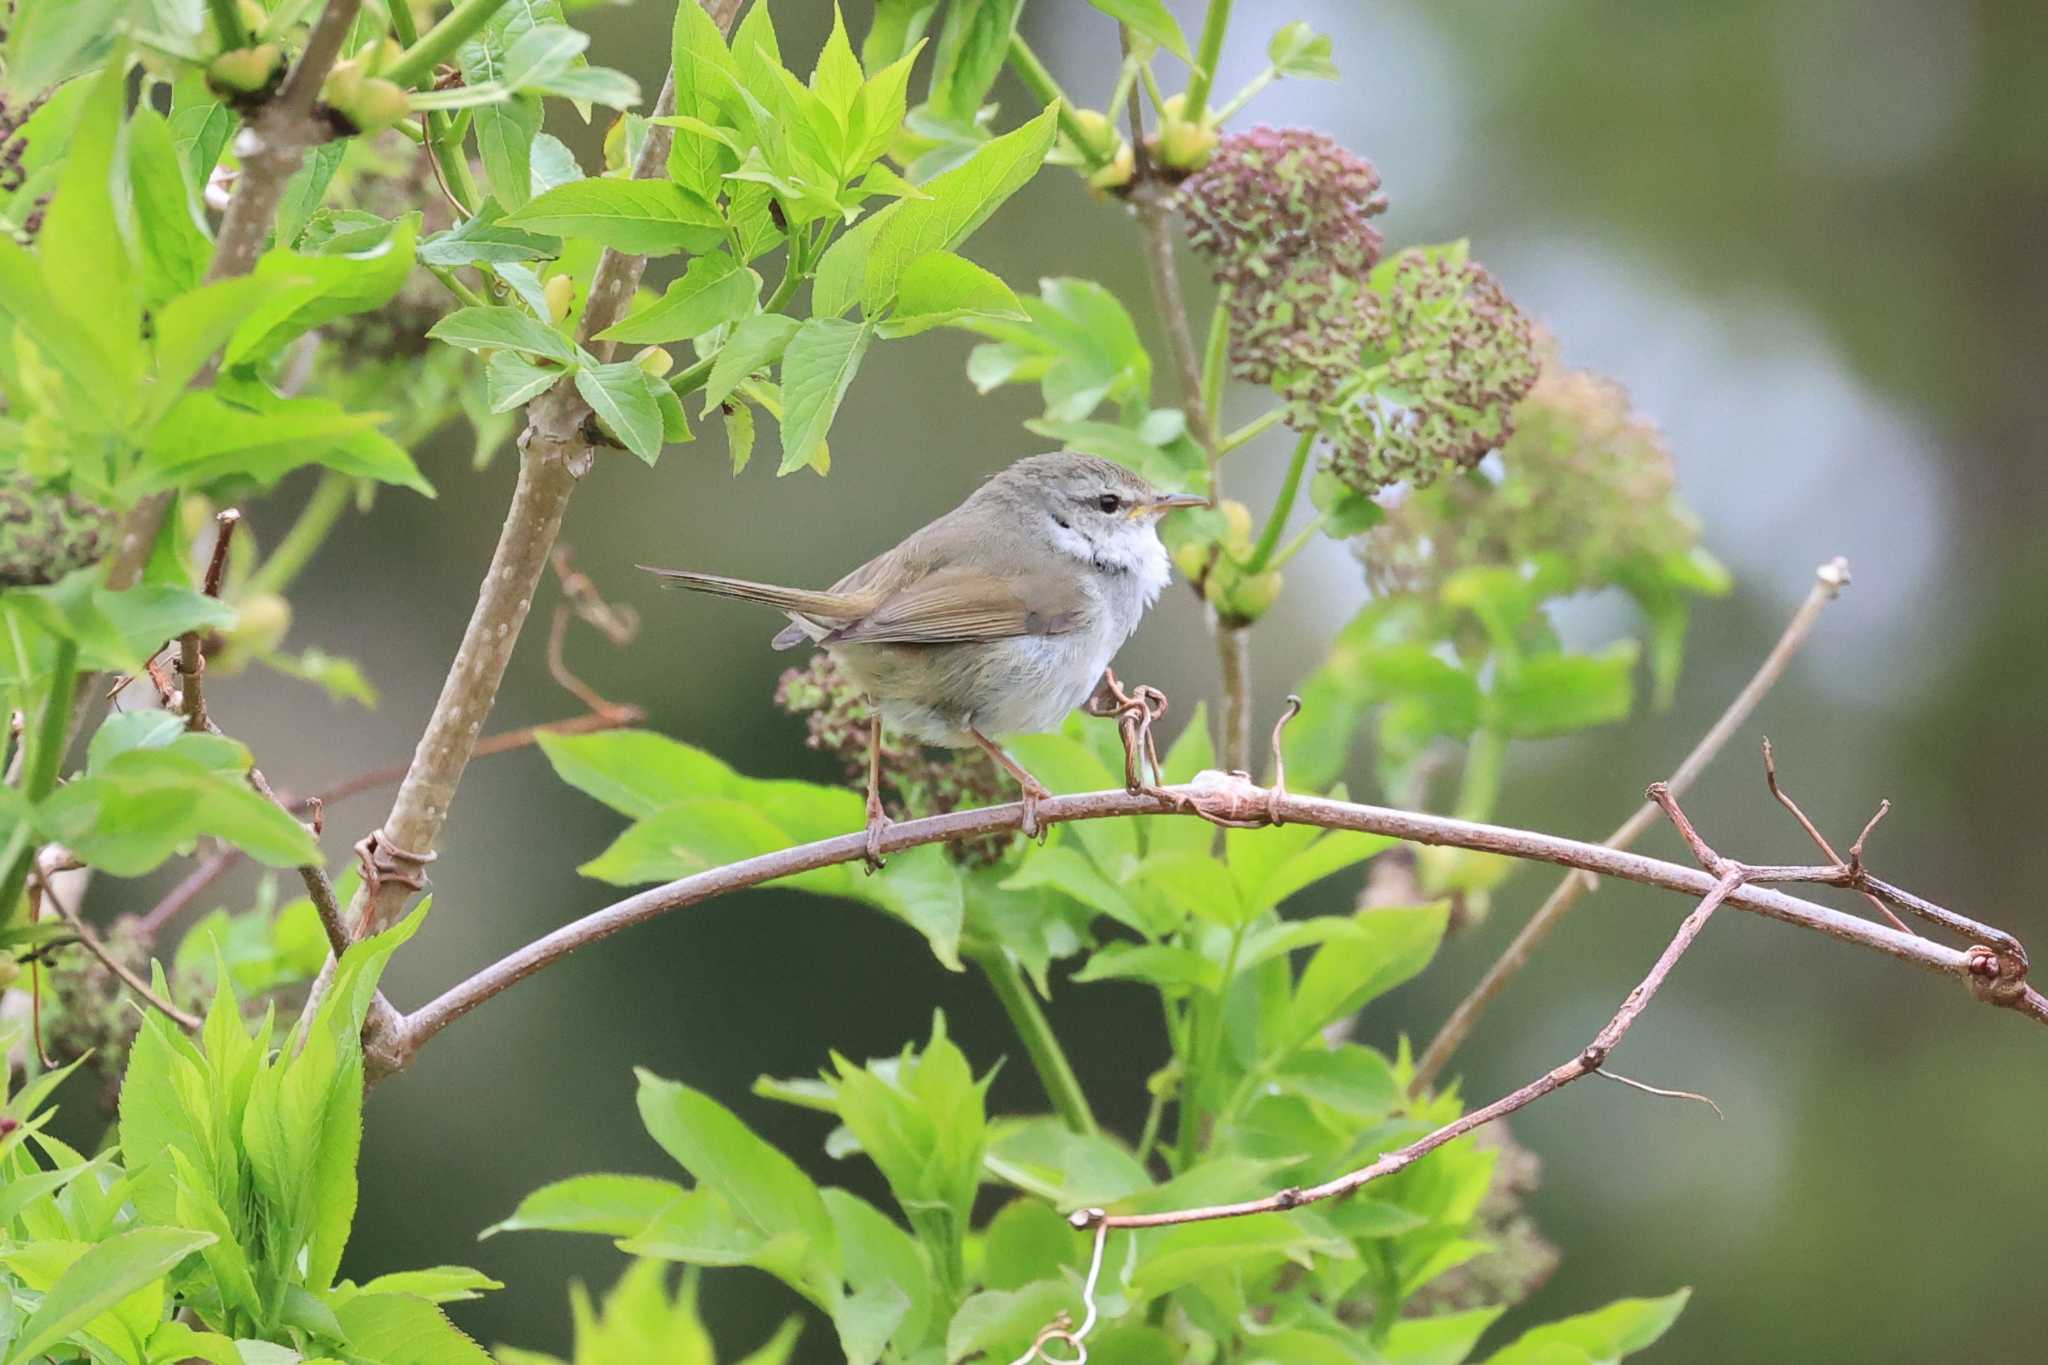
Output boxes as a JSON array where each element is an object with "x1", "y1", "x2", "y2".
[{"x1": 642, "y1": 451, "x2": 1207, "y2": 866}]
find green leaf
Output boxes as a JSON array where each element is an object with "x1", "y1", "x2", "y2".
[
  {"x1": 1127, "y1": 1214, "x2": 1350, "y2": 1302},
  {"x1": 1383, "y1": 1307, "x2": 1507, "y2": 1365},
  {"x1": 224, "y1": 217, "x2": 419, "y2": 366},
  {"x1": 2, "y1": 1227, "x2": 214, "y2": 1365},
  {"x1": 983, "y1": 1118, "x2": 1151, "y2": 1206},
  {"x1": 598, "y1": 253, "x2": 761, "y2": 344},
  {"x1": 358, "y1": 1265, "x2": 503, "y2": 1305},
  {"x1": 723, "y1": 399, "x2": 758, "y2": 473},
  {"x1": 879, "y1": 250, "x2": 1024, "y2": 337},
  {"x1": 147, "y1": 276, "x2": 270, "y2": 421},
  {"x1": 275, "y1": 140, "x2": 345, "y2": 248},
  {"x1": 813, "y1": 104, "x2": 1057, "y2": 317},
  {"x1": 1277, "y1": 904, "x2": 1448, "y2": 1055},
  {"x1": 775, "y1": 317, "x2": 872, "y2": 474},
  {"x1": 1000, "y1": 843, "x2": 1142, "y2": 934},
  {"x1": 1268, "y1": 21, "x2": 1338, "y2": 80},
  {"x1": 419, "y1": 201, "x2": 562, "y2": 267},
  {"x1": 486, "y1": 1173, "x2": 689, "y2": 1238},
  {"x1": 1481, "y1": 1290, "x2": 1690, "y2": 1365},
  {"x1": 579, "y1": 797, "x2": 805, "y2": 884},
  {"x1": 947, "y1": 1280, "x2": 1079, "y2": 1364},
  {"x1": 428, "y1": 304, "x2": 581, "y2": 363},
  {"x1": 969, "y1": 277, "x2": 1152, "y2": 422},
  {"x1": 577, "y1": 361, "x2": 669, "y2": 464},
  {"x1": 503, "y1": 179, "x2": 725, "y2": 255},
  {"x1": 1271, "y1": 1043, "x2": 1399, "y2": 1120},
  {"x1": 864, "y1": 843, "x2": 966, "y2": 970},
  {"x1": 143, "y1": 389, "x2": 431, "y2": 495},
  {"x1": 38, "y1": 65, "x2": 142, "y2": 421},
  {"x1": 925, "y1": 0, "x2": 1023, "y2": 122},
  {"x1": 37, "y1": 738, "x2": 320, "y2": 874},
  {"x1": 702, "y1": 313, "x2": 801, "y2": 411},
  {"x1": 1085, "y1": 0, "x2": 1192, "y2": 62},
  {"x1": 633, "y1": 1070, "x2": 838, "y2": 1279},
  {"x1": 1073, "y1": 942, "x2": 1222, "y2": 994},
  {"x1": 127, "y1": 108, "x2": 211, "y2": 309},
  {"x1": 331, "y1": 1294, "x2": 493, "y2": 1365},
  {"x1": 486, "y1": 351, "x2": 570, "y2": 413},
  {"x1": 474, "y1": 95, "x2": 545, "y2": 210},
  {"x1": 536, "y1": 728, "x2": 738, "y2": 818},
  {"x1": 863, "y1": 0, "x2": 942, "y2": 70},
  {"x1": 1488, "y1": 642, "x2": 1639, "y2": 739}
]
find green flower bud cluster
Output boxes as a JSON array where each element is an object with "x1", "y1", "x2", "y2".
[
  {"x1": 1362, "y1": 337, "x2": 1699, "y2": 596},
  {"x1": 1324, "y1": 248, "x2": 1540, "y2": 493},
  {"x1": 774, "y1": 653, "x2": 1016, "y2": 866},
  {"x1": 0, "y1": 473, "x2": 114, "y2": 586}
]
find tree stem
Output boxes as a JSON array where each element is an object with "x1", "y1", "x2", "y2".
[
  {"x1": 383, "y1": 0, "x2": 519, "y2": 89},
  {"x1": 1245, "y1": 430, "x2": 1312, "y2": 572},
  {"x1": 1181, "y1": 0, "x2": 1234, "y2": 123},
  {"x1": 974, "y1": 949, "x2": 1098, "y2": 1137},
  {"x1": 0, "y1": 639, "x2": 77, "y2": 920}
]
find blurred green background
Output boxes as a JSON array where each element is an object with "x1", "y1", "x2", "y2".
[{"x1": 98, "y1": 1, "x2": 2048, "y2": 1359}]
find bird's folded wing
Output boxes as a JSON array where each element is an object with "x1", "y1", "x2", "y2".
[{"x1": 822, "y1": 566, "x2": 1086, "y2": 646}]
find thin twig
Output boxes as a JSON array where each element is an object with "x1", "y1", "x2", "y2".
[
  {"x1": 1412, "y1": 557, "x2": 1853, "y2": 1093},
  {"x1": 305, "y1": 708, "x2": 645, "y2": 811},
  {"x1": 136, "y1": 846, "x2": 239, "y2": 938},
  {"x1": 370, "y1": 764, "x2": 2041, "y2": 1076},
  {"x1": 179, "y1": 509, "x2": 241, "y2": 733},
  {"x1": 1760, "y1": 737, "x2": 1908, "y2": 931},
  {"x1": 31, "y1": 859, "x2": 201, "y2": 1032},
  {"x1": 1068, "y1": 867, "x2": 1747, "y2": 1233}
]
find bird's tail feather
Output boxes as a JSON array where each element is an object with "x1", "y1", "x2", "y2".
[{"x1": 638, "y1": 566, "x2": 862, "y2": 623}]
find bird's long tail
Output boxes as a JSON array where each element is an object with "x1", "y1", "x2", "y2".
[{"x1": 638, "y1": 566, "x2": 864, "y2": 635}]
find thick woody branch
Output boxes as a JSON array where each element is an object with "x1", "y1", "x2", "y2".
[
  {"x1": 107, "y1": 0, "x2": 364, "y2": 590},
  {"x1": 369, "y1": 769, "x2": 2040, "y2": 1076},
  {"x1": 345, "y1": 5, "x2": 732, "y2": 936},
  {"x1": 1412, "y1": 556, "x2": 1853, "y2": 1093}
]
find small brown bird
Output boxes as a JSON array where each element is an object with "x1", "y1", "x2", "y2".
[{"x1": 642, "y1": 451, "x2": 1207, "y2": 863}]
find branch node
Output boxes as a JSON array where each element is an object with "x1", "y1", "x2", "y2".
[
  {"x1": 1847, "y1": 799, "x2": 1891, "y2": 873},
  {"x1": 353, "y1": 828, "x2": 438, "y2": 928}
]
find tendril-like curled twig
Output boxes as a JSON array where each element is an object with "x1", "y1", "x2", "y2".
[{"x1": 1009, "y1": 1215, "x2": 1110, "y2": 1364}]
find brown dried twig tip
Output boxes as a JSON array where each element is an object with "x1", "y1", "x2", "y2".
[
  {"x1": 547, "y1": 547, "x2": 640, "y2": 719},
  {"x1": 176, "y1": 508, "x2": 243, "y2": 733},
  {"x1": 1084, "y1": 668, "x2": 1168, "y2": 794},
  {"x1": 1760, "y1": 738, "x2": 1912, "y2": 933},
  {"x1": 1266, "y1": 694, "x2": 1303, "y2": 824}
]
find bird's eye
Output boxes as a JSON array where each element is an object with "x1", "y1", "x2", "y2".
[{"x1": 1097, "y1": 493, "x2": 1122, "y2": 513}]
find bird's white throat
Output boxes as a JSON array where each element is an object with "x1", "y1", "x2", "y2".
[{"x1": 1045, "y1": 514, "x2": 1173, "y2": 610}]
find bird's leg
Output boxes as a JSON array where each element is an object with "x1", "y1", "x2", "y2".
[
  {"x1": 862, "y1": 709, "x2": 891, "y2": 874},
  {"x1": 968, "y1": 726, "x2": 1051, "y2": 841}
]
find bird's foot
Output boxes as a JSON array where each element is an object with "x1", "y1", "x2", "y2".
[
  {"x1": 862, "y1": 797, "x2": 892, "y2": 875},
  {"x1": 1018, "y1": 779, "x2": 1051, "y2": 843}
]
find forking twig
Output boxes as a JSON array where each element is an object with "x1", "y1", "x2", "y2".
[
  {"x1": 1760, "y1": 736, "x2": 1908, "y2": 931},
  {"x1": 31, "y1": 855, "x2": 201, "y2": 1032},
  {"x1": 1412, "y1": 557, "x2": 1852, "y2": 1093},
  {"x1": 1067, "y1": 854, "x2": 1750, "y2": 1234},
  {"x1": 177, "y1": 508, "x2": 240, "y2": 733}
]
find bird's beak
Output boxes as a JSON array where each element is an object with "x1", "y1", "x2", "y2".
[{"x1": 1136, "y1": 491, "x2": 1212, "y2": 518}]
